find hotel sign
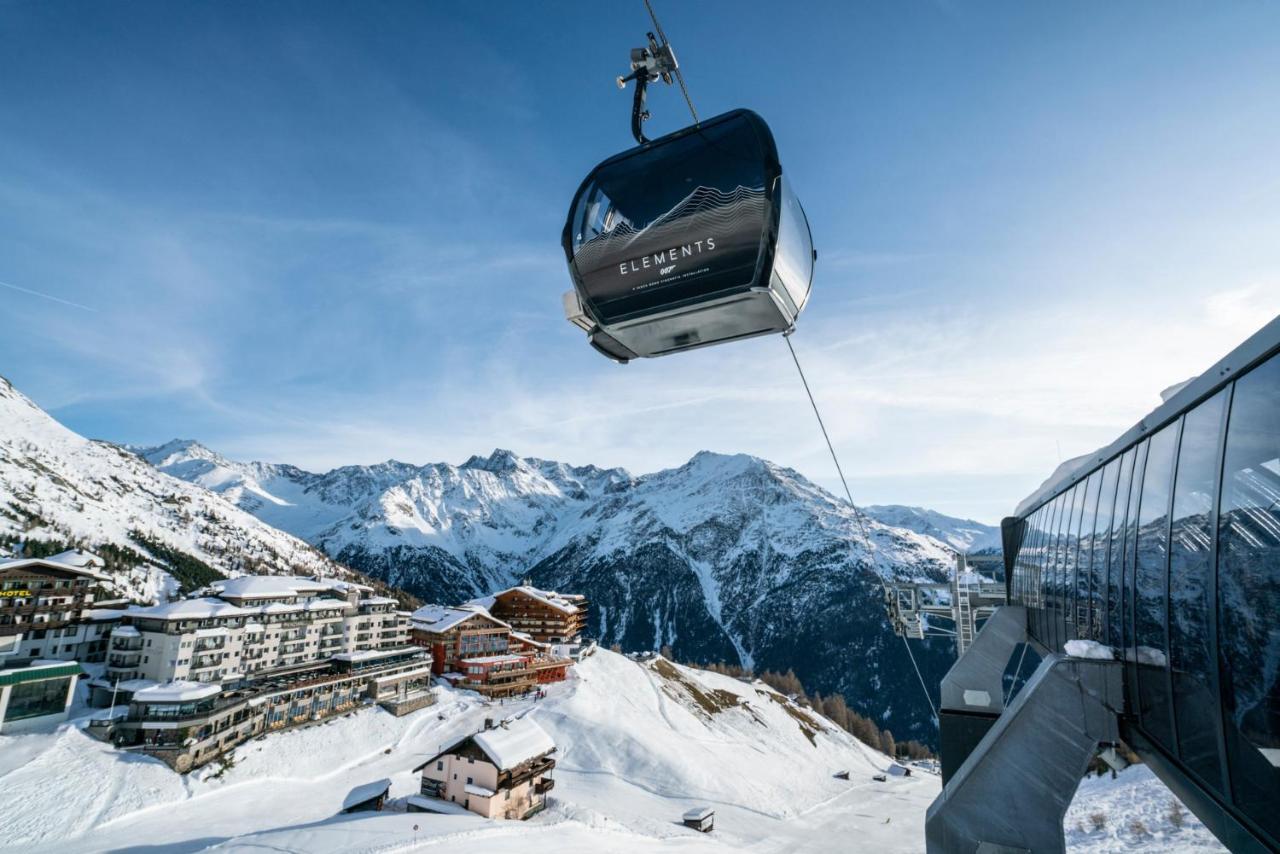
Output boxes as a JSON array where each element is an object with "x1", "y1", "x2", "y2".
[{"x1": 0, "y1": 589, "x2": 32, "y2": 598}]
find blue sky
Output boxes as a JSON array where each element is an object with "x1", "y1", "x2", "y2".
[{"x1": 1, "y1": 0, "x2": 1278, "y2": 523}]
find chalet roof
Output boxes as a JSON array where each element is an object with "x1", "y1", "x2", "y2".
[
  {"x1": 484, "y1": 585, "x2": 583, "y2": 615},
  {"x1": 414, "y1": 717, "x2": 555, "y2": 774},
  {"x1": 0, "y1": 550, "x2": 109, "y2": 582},
  {"x1": 410, "y1": 604, "x2": 509, "y2": 634},
  {"x1": 473, "y1": 718, "x2": 556, "y2": 771}
]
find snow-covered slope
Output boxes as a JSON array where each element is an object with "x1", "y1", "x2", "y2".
[
  {"x1": 0, "y1": 650, "x2": 940, "y2": 853},
  {"x1": 140, "y1": 442, "x2": 959, "y2": 740},
  {"x1": 863, "y1": 505, "x2": 1001, "y2": 554},
  {"x1": 0, "y1": 376, "x2": 353, "y2": 600}
]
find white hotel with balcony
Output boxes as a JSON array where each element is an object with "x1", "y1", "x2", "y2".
[{"x1": 96, "y1": 575, "x2": 411, "y2": 703}]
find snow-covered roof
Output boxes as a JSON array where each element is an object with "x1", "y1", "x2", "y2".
[
  {"x1": 342, "y1": 778, "x2": 391, "y2": 810},
  {"x1": 304, "y1": 599, "x2": 350, "y2": 612},
  {"x1": 111, "y1": 625, "x2": 141, "y2": 638},
  {"x1": 510, "y1": 631, "x2": 549, "y2": 650},
  {"x1": 464, "y1": 782, "x2": 496, "y2": 798},
  {"x1": 133, "y1": 681, "x2": 220, "y2": 703},
  {"x1": 330, "y1": 647, "x2": 419, "y2": 664},
  {"x1": 410, "y1": 604, "x2": 508, "y2": 633},
  {"x1": 361, "y1": 596, "x2": 400, "y2": 606},
  {"x1": 255, "y1": 602, "x2": 304, "y2": 615},
  {"x1": 82, "y1": 608, "x2": 126, "y2": 622},
  {"x1": 683, "y1": 806, "x2": 714, "y2": 821},
  {"x1": 126, "y1": 598, "x2": 249, "y2": 621},
  {"x1": 308, "y1": 576, "x2": 373, "y2": 594},
  {"x1": 0, "y1": 552, "x2": 108, "y2": 581},
  {"x1": 490, "y1": 585, "x2": 582, "y2": 615},
  {"x1": 404, "y1": 795, "x2": 475, "y2": 817},
  {"x1": 460, "y1": 654, "x2": 525, "y2": 666},
  {"x1": 212, "y1": 575, "x2": 312, "y2": 600},
  {"x1": 472, "y1": 718, "x2": 555, "y2": 771}
]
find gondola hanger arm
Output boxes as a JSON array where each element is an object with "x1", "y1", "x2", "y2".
[{"x1": 616, "y1": 31, "x2": 679, "y2": 144}]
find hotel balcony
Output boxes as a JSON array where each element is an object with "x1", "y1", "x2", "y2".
[
  {"x1": 108, "y1": 652, "x2": 142, "y2": 667},
  {"x1": 194, "y1": 638, "x2": 225, "y2": 652},
  {"x1": 111, "y1": 638, "x2": 144, "y2": 652}
]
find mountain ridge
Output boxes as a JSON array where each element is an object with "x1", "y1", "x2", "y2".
[{"x1": 134, "y1": 437, "x2": 962, "y2": 741}]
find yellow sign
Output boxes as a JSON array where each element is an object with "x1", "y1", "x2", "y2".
[{"x1": 0, "y1": 589, "x2": 32, "y2": 598}]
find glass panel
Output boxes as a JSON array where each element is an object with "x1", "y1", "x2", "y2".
[
  {"x1": 1218, "y1": 354, "x2": 1280, "y2": 838},
  {"x1": 1123, "y1": 441, "x2": 1150, "y2": 697},
  {"x1": 1074, "y1": 472, "x2": 1101, "y2": 639},
  {"x1": 1169, "y1": 389, "x2": 1229, "y2": 793},
  {"x1": 1055, "y1": 484, "x2": 1081, "y2": 649},
  {"x1": 1133, "y1": 422, "x2": 1178, "y2": 749},
  {"x1": 1107, "y1": 448, "x2": 1138, "y2": 649},
  {"x1": 771, "y1": 176, "x2": 814, "y2": 313},
  {"x1": 6, "y1": 676, "x2": 70, "y2": 721},
  {"x1": 1089, "y1": 460, "x2": 1121, "y2": 642},
  {"x1": 1039, "y1": 495, "x2": 1063, "y2": 645}
]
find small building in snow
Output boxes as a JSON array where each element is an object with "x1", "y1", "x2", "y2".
[
  {"x1": 342, "y1": 778, "x2": 391, "y2": 813},
  {"x1": 413, "y1": 716, "x2": 556, "y2": 820},
  {"x1": 0, "y1": 659, "x2": 83, "y2": 734},
  {"x1": 683, "y1": 806, "x2": 715, "y2": 832}
]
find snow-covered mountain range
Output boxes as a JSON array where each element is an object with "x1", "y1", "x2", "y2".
[
  {"x1": 135, "y1": 438, "x2": 962, "y2": 740},
  {"x1": 863, "y1": 505, "x2": 1001, "y2": 554},
  {"x1": 0, "y1": 377, "x2": 377, "y2": 602}
]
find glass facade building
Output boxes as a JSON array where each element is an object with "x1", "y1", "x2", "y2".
[{"x1": 1006, "y1": 318, "x2": 1279, "y2": 851}]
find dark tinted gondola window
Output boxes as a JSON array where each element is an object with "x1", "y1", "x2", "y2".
[
  {"x1": 1217, "y1": 353, "x2": 1280, "y2": 839},
  {"x1": 1169, "y1": 389, "x2": 1229, "y2": 794},
  {"x1": 1133, "y1": 422, "x2": 1178, "y2": 749},
  {"x1": 1089, "y1": 460, "x2": 1121, "y2": 642},
  {"x1": 1107, "y1": 448, "x2": 1138, "y2": 649},
  {"x1": 569, "y1": 116, "x2": 771, "y2": 324}
]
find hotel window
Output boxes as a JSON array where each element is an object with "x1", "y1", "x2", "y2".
[{"x1": 437, "y1": 760, "x2": 443, "y2": 771}]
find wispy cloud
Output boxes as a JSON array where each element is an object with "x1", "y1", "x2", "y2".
[{"x1": 0, "y1": 279, "x2": 95, "y2": 312}]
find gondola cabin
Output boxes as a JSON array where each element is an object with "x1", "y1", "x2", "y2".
[{"x1": 562, "y1": 109, "x2": 814, "y2": 362}]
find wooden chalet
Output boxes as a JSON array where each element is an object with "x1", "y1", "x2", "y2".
[
  {"x1": 479, "y1": 586, "x2": 588, "y2": 644},
  {"x1": 412, "y1": 717, "x2": 556, "y2": 820}
]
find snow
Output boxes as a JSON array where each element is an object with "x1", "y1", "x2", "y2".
[
  {"x1": 125, "y1": 597, "x2": 249, "y2": 619},
  {"x1": 331, "y1": 647, "x2": 416, "y2": 663},
  {"x1": 0, "y1": 555, "x2": 108, "y2": 581},
  {"x1": 343, "y1": 777, "x2": 391, "y2": 810},
  {"x1": 211, "y1": 575, "x2": 324, "y2": 599},
  {"x1": 465, "y1": 782, "x2": 497, "y2": 798},
  {"x1": 462, "y1": 654, "x2": 526, "y2": 665},
  {"x1": 0, "y1": 379, "x2": 350, "y2": 605},
  {"x1": 405, "y1": 794, "x2": 475, "y2": 816},
  {"x1": 109, "y1": 624, "x2": 140, "y2": 638},
  {"x1": 410, "y1": 603, "x2": 505, "y2": 633},
  {"x1": 472, "y1": 718, "x2": 556, "y2": 770},
  {"x1": 0, "y1": 650, "x2": 941, "y2": 853},
  {"x1": 1065, "y1": 640, "x2": 1116, "y2": 660},
  {"x1": 683, "y1": 806, "x2": 714, "y2": 821},
  {"x1": 1065, "y1": 765, "x2": 1226, "y2": 852},
  {"x1": 133, "y1": 681, "x2": 220, "y2": 702}
]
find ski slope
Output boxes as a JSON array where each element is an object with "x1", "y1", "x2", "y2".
[
  {"x1": 0, "y1": 651, "x2": 937, "y2": 853},
  {"x1": 0, "y1": 650, "x2": 1220, "y2": 853}
]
